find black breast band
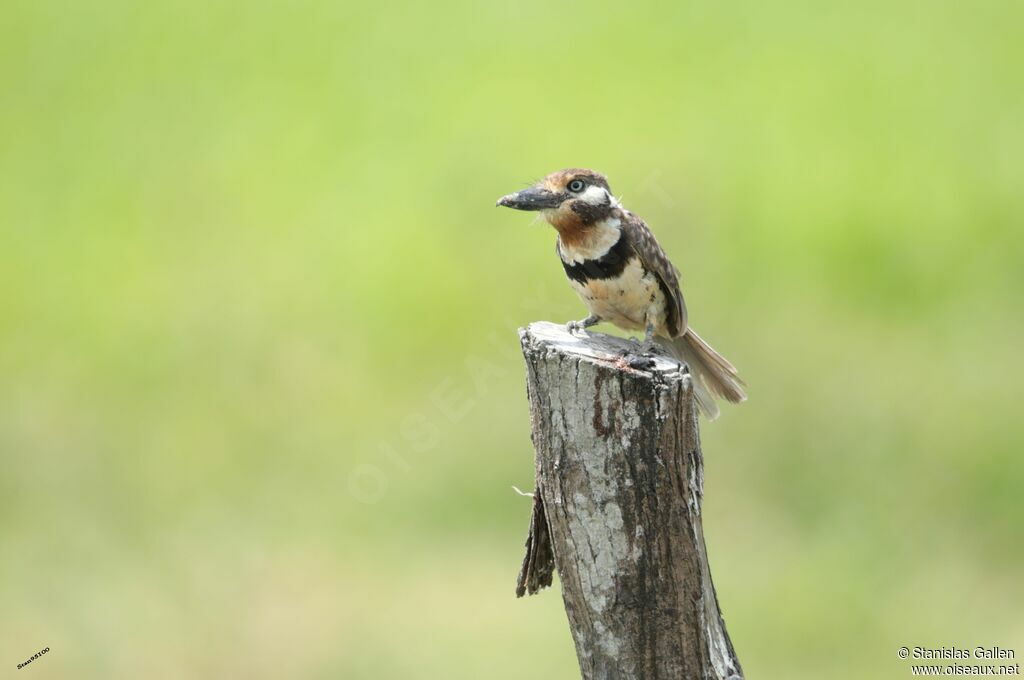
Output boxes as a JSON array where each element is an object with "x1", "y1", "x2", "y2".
[{"x1": 560, "y1": 232, "x2": 634, "y2": 285}]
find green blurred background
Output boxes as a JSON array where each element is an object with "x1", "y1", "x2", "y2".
[{"x1": 2, "y1": 0, "x2": 1022, "y2": 677}]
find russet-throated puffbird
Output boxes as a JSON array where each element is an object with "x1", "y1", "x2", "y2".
[{"x1": 497, "y1": 168, "x2": 745, "y2": 419}]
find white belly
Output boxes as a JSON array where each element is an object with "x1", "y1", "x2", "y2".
[{"x1": 569, "y1": 258, "x2": 668, "y2": 333}]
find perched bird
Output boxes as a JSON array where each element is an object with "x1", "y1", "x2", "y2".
[{"x1": 497, "y1": 168, "x2": 745, "y2": 419}]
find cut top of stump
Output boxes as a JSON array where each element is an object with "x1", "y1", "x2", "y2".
[{"x1": 519, "y1": 321, "x2": 687, "y2": 381}]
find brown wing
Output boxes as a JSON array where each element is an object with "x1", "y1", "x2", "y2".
[{"x1": 621, "y1": 212, "x2": 688, "y2": 337}]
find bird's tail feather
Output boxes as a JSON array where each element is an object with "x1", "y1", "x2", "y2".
[{"x1": 655, "y1": 329, "x2": 746, "y2": 420}]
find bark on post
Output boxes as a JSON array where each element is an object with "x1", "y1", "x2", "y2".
[{"x1": 516, "y1": 321, "x2": 743, "y2": 680}]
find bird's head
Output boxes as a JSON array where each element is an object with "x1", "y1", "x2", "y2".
[{"x1": 496, "y1": 168, "x2": 616, "y2": 233}]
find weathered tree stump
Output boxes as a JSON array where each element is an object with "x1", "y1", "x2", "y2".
[{"x1": 516, "y1": 321, "x2": 743, "y2": 680}]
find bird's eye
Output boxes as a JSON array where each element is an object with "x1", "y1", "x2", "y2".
[{"x1": 567, "y1": 179, "x2": 586, "y2": 193}]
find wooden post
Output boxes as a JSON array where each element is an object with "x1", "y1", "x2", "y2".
[{"x1": 516, "y1": 322, "x2": 743, "y2": 680}]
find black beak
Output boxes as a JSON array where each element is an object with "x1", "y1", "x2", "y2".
[{"x1": 496, "y1": 186, "x2": 563, "y2": 211}]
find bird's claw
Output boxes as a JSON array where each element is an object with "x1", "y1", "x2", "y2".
[
  {"x1": 627, "y1": 336, "x2": 655, "y2": 356},
  {"x1": 567, "y1": 316, "x2": 598, "y2": 335}
]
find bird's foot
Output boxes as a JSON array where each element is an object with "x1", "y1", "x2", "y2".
[
  {"x1": 566, "y1": 315, "x2": 600, "y2": 336},
  {"x1": 626, "y1": 336, "x2": 656, "y2": 356}
]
